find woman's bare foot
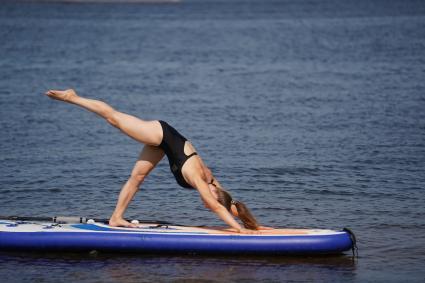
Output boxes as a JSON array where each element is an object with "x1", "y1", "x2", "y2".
[
  {"x1": 109, "y1": 216, "x2": 138, "y2": 228},
  {"x1": 45, "y1": 89, "x2": 78, "y2": 102}
]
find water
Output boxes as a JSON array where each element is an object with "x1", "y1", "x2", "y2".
[{"x1": 1, "y1": 0, "x2": 424, "y2": 282}]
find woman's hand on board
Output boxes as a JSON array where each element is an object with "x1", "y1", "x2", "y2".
[
  {"x1": 238, "y1": 228, "x2": 260, "y2": 234},
  {"x1": 256, "y1": 226, "x2": 275, "y2": 230}
]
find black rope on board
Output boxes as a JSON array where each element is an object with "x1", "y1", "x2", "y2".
[
  {"x1": 149, "y1": 224, "x2": 169, "y2": 229},
  {"x1": 0, "y1": 216, "x2": 174, "y2": 226}
]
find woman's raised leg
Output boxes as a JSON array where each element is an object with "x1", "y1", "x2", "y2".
[{"x1": 45, "y1": 89, "x2": 163, "y2": 146}]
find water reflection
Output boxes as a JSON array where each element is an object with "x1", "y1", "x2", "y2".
[{"x1": 0, "y1": 251, "x2": 356, "y2": 282}]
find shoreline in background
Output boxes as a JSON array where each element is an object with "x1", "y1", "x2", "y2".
[{"x1": 8, "y1": 0, "x2": 182, "y2": 3}]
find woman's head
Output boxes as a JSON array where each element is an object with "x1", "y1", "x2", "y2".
[{"x1": 213, "y1": 187, "x2": 259, "y2": 230}]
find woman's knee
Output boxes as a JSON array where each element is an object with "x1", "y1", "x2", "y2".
[
  {"x1": 106, "y1": 111, "x2": 120, "y2": 127},
  {"x1": 129, "y1": 173, "x2": 147, "y2": 186}
]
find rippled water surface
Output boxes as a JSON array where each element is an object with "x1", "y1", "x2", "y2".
[{"x1": 1, "y1": 0, "x2": 425, "y2": 282}]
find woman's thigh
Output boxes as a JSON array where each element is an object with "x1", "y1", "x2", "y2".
[
  {"x1": 131, "y1": 145, "x2": 165, "y2": 177},
  {"x1": 112, "y1": 112, "x2": 163, "y2": 146}
]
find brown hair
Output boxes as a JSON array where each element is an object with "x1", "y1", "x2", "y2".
[{"x1": 216, "y1": 188, "x2": 259, "y2": 230}]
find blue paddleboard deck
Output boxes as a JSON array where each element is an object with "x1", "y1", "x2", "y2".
[{"x1": 0, "y1": 220, "x2": 354, "y2": 255}]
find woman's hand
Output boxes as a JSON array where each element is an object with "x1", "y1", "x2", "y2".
[
  {"x1": 227, "y1": 227, "x2": 259, "y2": 234},
  {"x1": 238, "y1": 228, "x2": 260, "y2": 234},
  {"x1": 256, "y1": 226, "x2": 275, "y2": 230}
]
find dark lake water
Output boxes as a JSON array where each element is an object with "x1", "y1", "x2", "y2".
[{"x1": 1, "y1": 0, "x2": 425, "y2": 282}]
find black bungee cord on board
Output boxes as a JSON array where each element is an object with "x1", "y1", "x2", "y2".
[{"x1": 343, "y1": 227, "x2": 359, "y2": 259}]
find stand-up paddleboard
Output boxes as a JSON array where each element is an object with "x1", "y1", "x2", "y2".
[{"x1": 0, "y1": 216, "x2": 356, "y2": 255}]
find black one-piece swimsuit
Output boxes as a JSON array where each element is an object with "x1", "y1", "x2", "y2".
[{"x1": 158, "y1": 120, "x2": 198, "y2": 189}]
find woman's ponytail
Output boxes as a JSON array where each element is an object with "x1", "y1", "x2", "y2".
[
  {"x1": 233, "y1": 200, "x2": 259, "y2": 230},
  {"x1": 215, "y1": 188, "x2": 259, "y2": 230}
]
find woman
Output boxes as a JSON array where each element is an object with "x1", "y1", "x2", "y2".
[{"x1": 45, "y1": 89, "x2": 269, "y2": 234}]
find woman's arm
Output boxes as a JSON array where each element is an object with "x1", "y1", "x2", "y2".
[
  {"x1": 196, "y1": 155, "x2": 226, "y2": 191},
  {"x1": 197, "y1": 157, "x2": 213, "y2": 182},
  {"x1": 193, "y1": 178, "x2": 257, "y2": 234}
]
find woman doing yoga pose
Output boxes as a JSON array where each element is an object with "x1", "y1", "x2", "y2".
[{"x1": 45, "y1": 89, "x2": 270, "y2": 234}]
